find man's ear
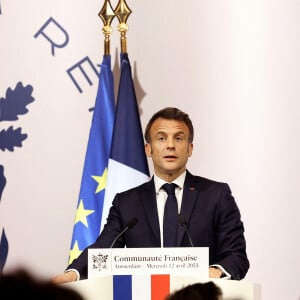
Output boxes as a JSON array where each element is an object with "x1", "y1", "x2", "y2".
[
  {"x1": 145, "y1": 143, "x2": 152, "y2": 157},
  {"x1": 188, "y1": 143, "x2": 193, "y2": 157}
]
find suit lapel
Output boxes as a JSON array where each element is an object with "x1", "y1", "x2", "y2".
[
  {"x1": 177, "y1": 171, "x2": 199, "y2": 246},
  {"x1": 140, "y1": 177, "x2": 161, "y2": 245}
]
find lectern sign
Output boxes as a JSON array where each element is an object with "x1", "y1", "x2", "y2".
[{"x1": 88, "y1": 247, "x2": 208, "y2": 279}]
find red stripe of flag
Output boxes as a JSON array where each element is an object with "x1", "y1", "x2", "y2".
[{"x1": 151, "y1": 274, "x2": 170, "y2": 300}]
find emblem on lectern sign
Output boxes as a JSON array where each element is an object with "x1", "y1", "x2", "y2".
[{"x1": 91, "y1": 253, "x2": 109, "y2": 272}]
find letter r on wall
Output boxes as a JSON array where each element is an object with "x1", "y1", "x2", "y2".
[{"x1": 34, "y1": 17, "x2": 69, "y2": 56}]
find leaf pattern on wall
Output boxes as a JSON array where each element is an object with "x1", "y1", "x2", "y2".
[
  {"x1": 0, "y1": 82, "x2": 35, "y2": 272},
  {"x1": 0, "y1": 82, "x2": 34, "y2": 151}
]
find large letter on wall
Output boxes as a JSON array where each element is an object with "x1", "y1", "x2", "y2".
[{"x1": 34, "y1": 17, "x2": 69, "y2": 56}]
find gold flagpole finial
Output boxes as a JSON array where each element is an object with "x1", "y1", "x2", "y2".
[
  {"x1": 114, "y1": 0, "x2": 132, "y2": 53},
  {"x1": 98, "y1": 0, "x2": 115, "y2": 55}
]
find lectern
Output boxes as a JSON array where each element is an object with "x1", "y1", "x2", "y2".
[
  {"x1": 64, "y1": 247, "x2": 260, "y2": 300},
  {"x1": 64, "y1": 275, "x2": 261, "y2": 300}
]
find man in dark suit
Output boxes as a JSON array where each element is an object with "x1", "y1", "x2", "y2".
[{"x1": 52, "y1": 107, "x2": 249, "y2": 283}]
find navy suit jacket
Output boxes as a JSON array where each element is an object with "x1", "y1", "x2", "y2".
[{"x1": 68, "y1": 171, "x2": 249, "y2": 280}]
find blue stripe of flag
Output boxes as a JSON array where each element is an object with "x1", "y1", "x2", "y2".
[
  {"x1": 113, "y1": 275, "x2": 132, "y2": 300},
  {"x1": 110, "y1": 53, "x2": 149, "y2": 175}
]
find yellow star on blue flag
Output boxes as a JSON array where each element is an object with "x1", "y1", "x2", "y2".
[
  {"x1": 92, "y1": 168, "x2": 108, "y2": 194},
  {"x1": 75, "y1": 200, "x2": 94, "y2": 227}
]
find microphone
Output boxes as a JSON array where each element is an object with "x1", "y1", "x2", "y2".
[
  {"x1": 178, "y1": 214, "x2": 194, "y2": 247},
  {"x1": 110, "y1": 217, "x2": 138, "y2": 248}
]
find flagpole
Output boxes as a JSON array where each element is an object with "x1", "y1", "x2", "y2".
[
  {"x1": 114, "y1": 0, "x2": 132, "y2": 53},
  {"x1": 98, "y1": 0, "x2": 116, "y2": 55}
]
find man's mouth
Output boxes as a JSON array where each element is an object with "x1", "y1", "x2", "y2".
[{"x1": 164, "y1": 155, "x2": 177, "y2": 160}]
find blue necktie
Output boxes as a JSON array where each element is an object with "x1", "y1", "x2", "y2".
[{"x1": 162, "y1": 183, "x2": 178, "y2": 247}]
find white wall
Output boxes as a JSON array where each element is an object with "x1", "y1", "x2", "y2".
[{"x1": 0, "y1": 1, "x2": 299, "y2": 299}]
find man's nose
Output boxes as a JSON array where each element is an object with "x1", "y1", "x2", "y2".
[{"x1": 166, "y1": 138, "x2": 175, "y2": 149}]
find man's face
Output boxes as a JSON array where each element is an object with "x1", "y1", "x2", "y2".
[{"x1": 145, "y1": 117, "x2": 193, "y2": 181}]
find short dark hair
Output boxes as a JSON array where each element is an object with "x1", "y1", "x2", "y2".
[
  {"x1": 144, "y1": 107, "x2": 194, "y2": 143},
  {"x1": 0, "y1": 269, "x2": 84, "y2": 300}
]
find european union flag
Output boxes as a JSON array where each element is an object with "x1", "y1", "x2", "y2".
[
  {"x1": 100, "y1": 52, "x2": 150, "y2": 230},
  {"x1": 69, "y1": 55, "x2": 114, "y2": 264}
]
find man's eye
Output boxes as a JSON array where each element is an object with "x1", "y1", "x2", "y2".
[
  {"x1": 158, "y1": 136, "x2": 166, "y2": 141},
  {"x1": 175, "y1": 136, "x2": 183, "y2": 141}
]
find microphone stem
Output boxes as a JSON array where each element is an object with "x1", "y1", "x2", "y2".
[
  {"x1": 110, "y1": 226, "x2": 128, "y2": 248},
  {"x1": 183, "y1": 223, "x2": 194, "y2": 247}
]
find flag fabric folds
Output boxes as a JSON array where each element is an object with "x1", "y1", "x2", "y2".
[
  {"x1": 69, "y1": 55, "x2": 115, "y2": 264},
  {"x1": 100, "y1": 52, "x2": 150, "y2": 232}
]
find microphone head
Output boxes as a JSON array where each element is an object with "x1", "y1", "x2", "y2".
[
  {"x1": 178, "y1": 214, "x2": 187, "y2": 226},
  {"x1": 127, "y1": 217, "x2": 138, "y2": 229}
]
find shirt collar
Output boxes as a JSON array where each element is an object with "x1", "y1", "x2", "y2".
[{"x1": 154, "y1": 171, "x2": 186, "y2": 193}]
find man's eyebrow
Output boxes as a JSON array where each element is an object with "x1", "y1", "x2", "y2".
[
  {"x1": 155, "y1": 131, "x2": 167, "y2": 135},
  {"x1": 155, "y1": 130, "x2": 186, "y2": 136},
  {"x1": 174, "y1": 131, "x2": 186, "y2": 136}
]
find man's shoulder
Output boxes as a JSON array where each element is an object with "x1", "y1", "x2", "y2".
[
  {"x1": 186, "y1": 171, "x2": 229, "y2": 190},
  {"x1": 117, "y1": 179, "x2": 153, "y2": 196},
  {"x1": 187, "y1": 170, "x2": 223, "y2": 183}
]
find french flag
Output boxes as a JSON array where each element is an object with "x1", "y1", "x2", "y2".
[
  {"x1": 113, "y1": 274, "x2": 171, "y2": 300},
  {"x1": 82, "y1": 274, "x2": 200, "y2": 300},
  {"x1": 100, "y1": 52, "x2": 150, "y2": 231},
  {"x1": 73, "y1": 274, "x2": 188, "y2": 300}
]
